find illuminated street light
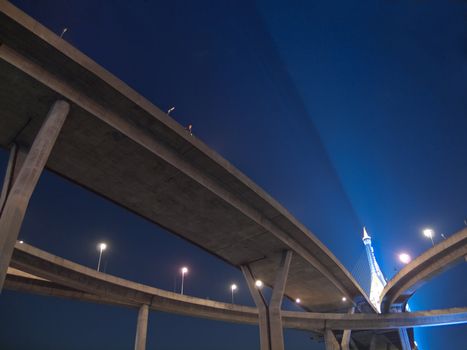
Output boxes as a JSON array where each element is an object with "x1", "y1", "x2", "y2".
[
  {"x1": 255, "y1": 280, "x2": 263, "y2": 288},
  {"x1": 398, "y1": 252, "x2": 411, "y2": 264},
  {"x1": 230, "y1": 284, "x2": 238, "y2": 303},
  {"x1": 295, "y1": 298, "x2": 301, "y2": 304},
  {"x1": 96, "y1": 242, "x2": 107, "y2": 272},
  {"x1": 59, "y1": 27, "x2": 68, "y2": 38},
  {"x1": 19, "y1": 240, "x2": 24, "y2": 244},
  {"x1": 342, "y1": 297, "x2": 347, "y2": 302},
  {"x1": 180, "y1": 266, "x2": 188, "y2": 295},
  {"x1": 423, "y1": 228, "x2": 435, "y2": 247}
]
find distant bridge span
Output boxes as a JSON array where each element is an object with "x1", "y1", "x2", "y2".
[
  {"x1": 381, "y1": 227, "x2": 467, "y2": 313},
  {"x1": 6, "y1": 242, "x2": 467, "y2": 332}
]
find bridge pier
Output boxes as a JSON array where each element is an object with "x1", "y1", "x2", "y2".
[
  {"x1": 324, "y1": 329, "x2": 340, "y2": 350},
  {"x1": 0, "y1": 144, "x2": 17, "y2": 213},
  {"x1": 340, "y1": 306, "x2": 355, "y2": 350},
  {"x1": 241, "y1": 250, "x2": 292, "y2": 350},
  {"x1": 398, "y1": 328, "x2": 411, "y2": 350},
  {"x1": 134, "y1": 304, "x2": 149, "y2": 350},
  {"x1": 0, "y1": 144, "x2": 29, "y2": 215},
  {"x1": 0, "y1": 100, "x2": 69, "y2": 291}
]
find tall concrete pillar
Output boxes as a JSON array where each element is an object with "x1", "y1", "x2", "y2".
[
  {"x1": 241, "y1": 265, "x2": 270, "y2": 350},
  {"x1": 0, "y1": 143, "x2": 18, "y2": 215},
  {"x1": 324, "y1": 329, "x2": 340, "y2": 350},
  {"x1": 241, "y1": 250, "x2": 293, "y2": 350},
  {"x1": 0, "y1": 144, "x2": 29, "y2": 215},
  {"x1": 0, "y1": 100, "x2": 69, "y2": 291},
  {"x1": 268, "y1": 250, "x2": 292, "y2": 350},
  {"x1": 398, "y1": 328, "x2": 411, "y2": 350},
  {"x1": 369, "y1": 334, "x2": 377, "y2": 350},
  {"x1": 134, "y1": 304, "x2": 149, "y2": 350},
  {"x1": 340, "y1": 306, "x2": 355, "y2": 350}
]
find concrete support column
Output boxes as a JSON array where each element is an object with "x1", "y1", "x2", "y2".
[
  {"x1": 324, "y1": 329, "x2": 340, "y2": 350},
  {"x1": 369, "y1": 334, "x2": 377, "y2": 350},
  {"x1": 0, "y1": 144, "x2": 29, "y2": 216},
  {"x1": 398, "y1": 328, "x2": 411, "y2": 350},
  {"x1": 340, "y1": 307, "x2": 355, "y2": 350},
  {"x1": 241, "y1": 250, "x2": 293, "y2": 350},
  {"x1": 0, "y1": 100, "x2": 69, "y2": 291},
  {"x1": 0, "y1": 143, "x2": 18, "y2": 215},
  {"x1": 241, "y1": 265, "x2": 270, "y2": 350},
  {"x1": 269, "y1": 250, "x2": 292, "y2": 350},
  {"x1": 134, "y1": 304, "x2": 149, "y2": 350}
]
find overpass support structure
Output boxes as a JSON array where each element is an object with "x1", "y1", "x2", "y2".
[
  {"x1": 134, "y1": 304, "x2": 149, "y2": 350},
  {"x1": 323, "y1": 307, "x2": 356, "y2": 350},
  {"x1": 242, "y1": 250, "x2": 292, "y2": 350},
  {"x1": 398, "y1": 328, "x2": 411, "y2": 350},
  {"x1": 340, "y1": 307, "x2": 355, "y2": 350},
  {"x1": 324, "y1": 329, "x2": 340, "y2": 350},
  {"x1": 0, "y1": 100, "x2": 69, "y2": 291}
]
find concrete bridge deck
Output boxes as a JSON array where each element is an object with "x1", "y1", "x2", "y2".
[
  {"x1": 6, "y1": 242, "x2": 467, "y2": 332},
  {"x1": 381, "y1": 227, "x2": 467, "y2": 313},
  {"x1": 0, "y1": 1, "x2": 369, "y2": 313}
]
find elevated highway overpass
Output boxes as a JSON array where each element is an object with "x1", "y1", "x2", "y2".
[
  {"x1": 5, "y1": 242, "x2": 466, "y2": 343},
  {"x1": 381, "y1": 227, "x2": 467, "y2": 314},
  {"x1": 0, "y1": 2, "x2": 465, "y2": 349},
  {"x1": 0, "y1": 2, "x2": 373, "y2": 348},
  {"x1": 0, "y1": 1, "x2": 369, "y2": 315}
]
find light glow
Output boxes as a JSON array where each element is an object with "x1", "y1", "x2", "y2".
[
  {"x1": 399, "y1": 252, "x2": 411, "y2": 264},
  {"x1": 295, "y1": 298, "x2": 301, "y2": 303},
  {"x1": 342, "y1": 297, "x2": 347, "y2": 302},
  {"x1": 255, "y1": 280, "x2": 263, "y2": 288},
  {"x1": 423, "y1": 228, "x2": 434, "y2": 238},
  {"x1": 98, "y1": 242, "x2": 107, "y2": 251},
  {"x1": 181, "y1": 267, "x2": 188, "y2": 274},
  {"x1": 230, "y1": 284, "x2": 238, "y2": 291}
]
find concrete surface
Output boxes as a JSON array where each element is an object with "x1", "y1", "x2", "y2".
[
  {"x1": 0, "y1": 1, "x2": 370, "y2": 313},
  {"x1": 381, "y1": 227, "x2": 467, "y2": 313},
  {"x1": 6, "y1": 242, "x2": 466, "y2": 332}
]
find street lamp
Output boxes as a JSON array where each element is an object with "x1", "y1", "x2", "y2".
[
  {"x1": 97, "y1": 242, "x2": 107, "y2": 272},
  {"x1": 423, "y1": 228, "x2": 435, "y2": 247},
  {"x1": 398, "y1": 252, "x2": 411, "y2": 264},
  {"x1": 230, "y1": 284, "x2": 238, "y2": 303},
  {"x1": 180, "y1": 267, "x2": 188, "y2": 295},
  {"x1": 59, "y1": 27, "x2": 68, "y2": 38},
  {"x1": 295, "y1": 298, "x2": 301, "y2": 304},
  {"x1": 255, "y1": 280, "x2": 263, "y2": 288},
  {"x1": 342, "y1": 297, "x2": 347, "y2": 302}
]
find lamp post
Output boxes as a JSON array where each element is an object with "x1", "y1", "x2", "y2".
[
  {"x1": 180, "y1": 267, "x2": 188, "y2": 295},
  {"x1": 230, "y1": 284, "x2": 237, "y2": 304},
  {"x1": 59, "y1": 27, "x2": 68, "y2": 38},
  {"x1": 423, "y1": 228, "x2": 435, "y2": 247},
  {"x1": 97, "y1": 242, "x2": 107, "y2": 272}
]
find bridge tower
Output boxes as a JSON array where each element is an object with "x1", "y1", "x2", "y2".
[{"x1": 362, "y1": 227, "x2": 386, "y2": 312}]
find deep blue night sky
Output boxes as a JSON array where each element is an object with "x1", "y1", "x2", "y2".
[{"x1": 0, "y1": 1, "x2": 466, "y2": 349}]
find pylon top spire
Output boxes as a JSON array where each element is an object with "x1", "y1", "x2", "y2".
[
  {"x1": 361, "y1": 226, "x2": 386, "y2": 312},
  {"x1": 363, "y1": 226, "x2": 371, "y2": 240}
]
